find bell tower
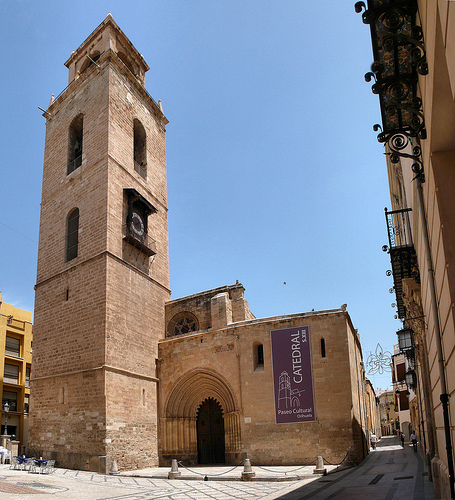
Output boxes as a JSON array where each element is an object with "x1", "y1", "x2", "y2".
[{"x1": 29, "y1": 14, "x2": 170, "y2": 472}]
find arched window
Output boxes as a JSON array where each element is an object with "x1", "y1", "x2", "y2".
[
  {"x1": 321, "y1": 338, "x2": 326, "y2": 358},
  {"x1": 66, "y1": 208, "x2": 79, "y2": 261},
  {"x1": 68, "y1": 115, "x2": 83, "y2": 174},
  {"x1": 254, "y1": 342, "x2": 264, "y2": 371},
  {"x1": 167, "y1": 312, "x2": 199, "y2": 337},
  {"x1": 118, "y1": 51, "x2": 136, "y2": 76},
  {"x1": 80, "y1": 51, "x2": 100, "y2": 74},
  {"x1": 133, "y1": 119, "x2": 147, "y2": 179}
]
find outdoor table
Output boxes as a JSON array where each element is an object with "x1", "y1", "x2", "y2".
[{"x1": 34, "y1": 458, "x2": 48, "y2": 467}]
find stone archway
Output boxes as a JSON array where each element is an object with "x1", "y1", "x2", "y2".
[
  {"x1": 161, "y1": 370, "x2": 240, "y2": 465},
  {"x1": 197, "y1": 397, "x2": 225, "y2": 464}
]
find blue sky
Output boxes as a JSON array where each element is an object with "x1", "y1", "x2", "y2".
[{"x1": 0, "y1": 1, "x2": 398, "y2": 389}]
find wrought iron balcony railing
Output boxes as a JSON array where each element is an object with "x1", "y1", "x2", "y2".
[
  {"x1": 67, "y1": 154, "x2": 82, "y2": 175},
  {"x1": 356, "y1": 0, "x2": 427, "y2": 182},
  {"x1": 134, "y1": 161, "x2": 147, "y2": 180},
  {"x1": 384, "y1": 208, "x2": 419, "y2": 319},
  {"x1": 123, "y1": 224, "x2": 156, "y2": 257}
]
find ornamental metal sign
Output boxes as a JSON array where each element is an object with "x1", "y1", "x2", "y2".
[{"x1": 271, "y1": 326, "x2": 315, "y2": 424}]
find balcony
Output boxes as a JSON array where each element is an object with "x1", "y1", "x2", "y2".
[
  {"x1": 384, "y1": 208, "x2": 419, "y2": 319},
  {"x1": 123, "y1": 224, "x2": 156, "y2": 257},
  {"x1": 356, "y1": 0, "x2": 427, "y2": 182},
  {"x1": 67, "y1": 154, "x2": 82, "y2": 174},
  {"x1": 134, "y1": 161, "x2": 147, "y2": 180}
]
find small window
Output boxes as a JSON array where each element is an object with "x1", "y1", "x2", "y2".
[
  {"x1": 254, "y1": 343, "x2": 264, "y2": 371},
  {"x1": 4, "y1": 364, "x2": 19, "y2": 385},
  {"x1": 24, "y1": 394, "x2": 29, "y2": 414},
  {"x1": 2, "y1": 391, "x2": 18, "y2": 412},
  {"x1": 396, "y1": 363, "x2": 406, "y2": 382},
  {"x1": 25, "y1": 366, "x2": 31, "y2": 388},
  {"x1": 133, "y1": 119, "x2": 147, "y2": 179},
  {"x1": 59, "y1": 387, "x2": 66, "y2": 405},
  {"x1": 321, "y1": 338, "x2": 326, "y2": 358},
  {"x1": 66, "y1": 208, "x2": 79, "y2": 261},
  {"x1": 67, "y1": 114, "x2": 83, "y2": 174},
  {"x1": 5, "y1": 336, "x2": 20, "y2": 357}
]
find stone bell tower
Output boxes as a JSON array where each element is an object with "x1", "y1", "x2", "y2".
[{"x1": 29, "y1": 14, "x2": 170, "y2": 472}]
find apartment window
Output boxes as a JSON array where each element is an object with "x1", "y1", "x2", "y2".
[
  {"x1": 66, "y1": 208, "x2": 79, "y2": 261},
  {"x1": 4, "y1": 364, "x2": 19, "y2": 385},
  {"x1": 399, "y1": 391, "x2": 410, "y2": 411},
  {"x1": 396, "y1": 362, "x2": 406, "y2": 382},
  {"x1": 5, "y1": 336, "x2": 20, "y2": 357},
  {"x1": 133, "y1": 119, "x2": 147, "y2": 179},
  {"x1": 2, "y1": 391, "x2": 17, "y2": 412},
  {"x1": 67, "y1": 114, "x2": 83, "y2": 174},
  {"x1": 24, "y1": 394, "x2": 29, "y2": 414},
  {"x1": 25, "y1": 365, "x2": 30, "y2": 388}
]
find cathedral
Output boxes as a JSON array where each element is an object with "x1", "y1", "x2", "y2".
[{"x1": 29, "y1": 15, "x2": 374, "y2": 472}]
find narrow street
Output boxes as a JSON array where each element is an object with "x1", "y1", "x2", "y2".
[{"x1": 278, "y1": 435, "x2": 435, "y2": 499}]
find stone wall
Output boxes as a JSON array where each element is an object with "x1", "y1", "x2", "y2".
[
  {"x1": 158, "y1": 307, "x2": 365, "y2": 466},
  {"x1": 31, "y1": 16, "x2": 170, "y2": 471}
]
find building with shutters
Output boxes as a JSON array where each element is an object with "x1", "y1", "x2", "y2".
[{"x1": 0, "y1": 293, "x2": 33, "y2": 451}]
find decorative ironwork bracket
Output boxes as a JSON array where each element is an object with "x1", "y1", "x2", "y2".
[{"x1": 355, "y1": 0, "x2": 427, "y2": 182}]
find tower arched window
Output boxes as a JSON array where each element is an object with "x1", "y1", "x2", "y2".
[
  {"x1": 66, "y1": 208, "x2": 79, "y2": 261},
  {"x1": 321, "y1": 338, "x2": 326, "y2": 358},
  {"x1": 133, "y1": 119, "x2": 147, "y2": 179},
  {"x1": 80, "y1": 51, "x2": 100, "y2": 74},
  {"x1": 67, "y1": 114, "x2": 83, "y2": 174}
]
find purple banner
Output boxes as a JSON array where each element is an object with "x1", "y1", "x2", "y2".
[{"x1": 271, "y1": 326, "x2": 315, "y2": 423}]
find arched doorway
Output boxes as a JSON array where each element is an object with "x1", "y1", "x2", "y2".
[{"x1": 197, "y1": 397, "x2": 225, "y2": 464}]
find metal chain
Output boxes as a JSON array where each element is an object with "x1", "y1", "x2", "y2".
[{"x1": 177, "y1": 461, "x2": 242, "y2": 477}]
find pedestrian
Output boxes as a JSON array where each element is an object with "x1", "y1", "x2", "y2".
[
  {"x1": 410, "y1": 431, "x2": 418, "y2": 451},
  {"x1": 370, "y1": 433, "x2": 378, "y2": 450},
  {"x1": 400, "y1": 431, "x2": 405, "y2": 448}
]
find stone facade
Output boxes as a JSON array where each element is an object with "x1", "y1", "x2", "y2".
[
  {"x1": 361, "y1": 1, "x2": 455, "y2": 497},
  {"x1": 159, "y1": 284, "x2": 369, "y2": 466},
  {"x1": 31, "y1": 15, "x2": 378, "y2": 472},
  {"x1": 29, "y1": 15, "x2": 170, "y2": 472}
]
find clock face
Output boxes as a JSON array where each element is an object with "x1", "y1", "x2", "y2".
[{"x1": 131, "y1": 211, "x2": 145, "y2": 236}]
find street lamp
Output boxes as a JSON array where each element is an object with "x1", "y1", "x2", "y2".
[
  {"x1": 405, "y1": 369, "x2": 416, "y2": 389},
  {"x1": 397, "y1": 328, "x2": 413, "y2": 352},
  {"x1": 3, "y1": 402, "x2": 9, "y2": 435}
]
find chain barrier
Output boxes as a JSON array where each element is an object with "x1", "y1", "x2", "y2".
[
  {"x1": 251, "y1": 458, "x2": 317, "y2": 474},
  {"x1": 174, "y1": 451, "x2": 351, "y2": 479},
  {"x1": 322, "y1": 450, "x2": 350, "y2": 467},
  {"x1": 177, "y1": 461, "x2": 242, "y2": 477}
]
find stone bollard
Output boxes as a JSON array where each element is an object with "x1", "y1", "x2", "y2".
[
  {"x1": 109, "y1": 460, "x2": 119, "y2": 475},
  {"x1": 313, "y1": 456, "x2": 327, "y2": 475},
  {"x1": 241, "y1": 458, "x2": 256, "y2": 480},
  {"x1": 168, "y1": 458, "x2": 181, "y2": 479}
]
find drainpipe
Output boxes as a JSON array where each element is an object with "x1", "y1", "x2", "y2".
[{"x1": 416, "y1": 177, "x2": 455, "y2": 499}]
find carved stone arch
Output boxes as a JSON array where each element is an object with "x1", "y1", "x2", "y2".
[
  {"x1": 165, "y1": 369, "x2": 237, "y2": 418},
  {"x1": 161, "y1": 369, "x2": 241, "y2": 465},
  {"x1": 166, "y1": 311, "x2": 199, "y2": 338}
]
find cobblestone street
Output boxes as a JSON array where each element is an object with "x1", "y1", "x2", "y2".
[{"x1": 0, "y1": 436, "x2": 436, "y2": 499}]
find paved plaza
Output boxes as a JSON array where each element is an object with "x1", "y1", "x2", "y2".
[{"x1": 0, "y1": 436, "x2": 435, "y2": 499}]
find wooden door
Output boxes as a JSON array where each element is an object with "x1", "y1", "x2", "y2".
[{"x1": 197, "y1": 398, "x2": 225, "y2": 464}]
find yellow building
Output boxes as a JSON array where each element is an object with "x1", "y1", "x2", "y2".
[{"x1": 0, "y1": 293, "x2": 32, "y2": 452}]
